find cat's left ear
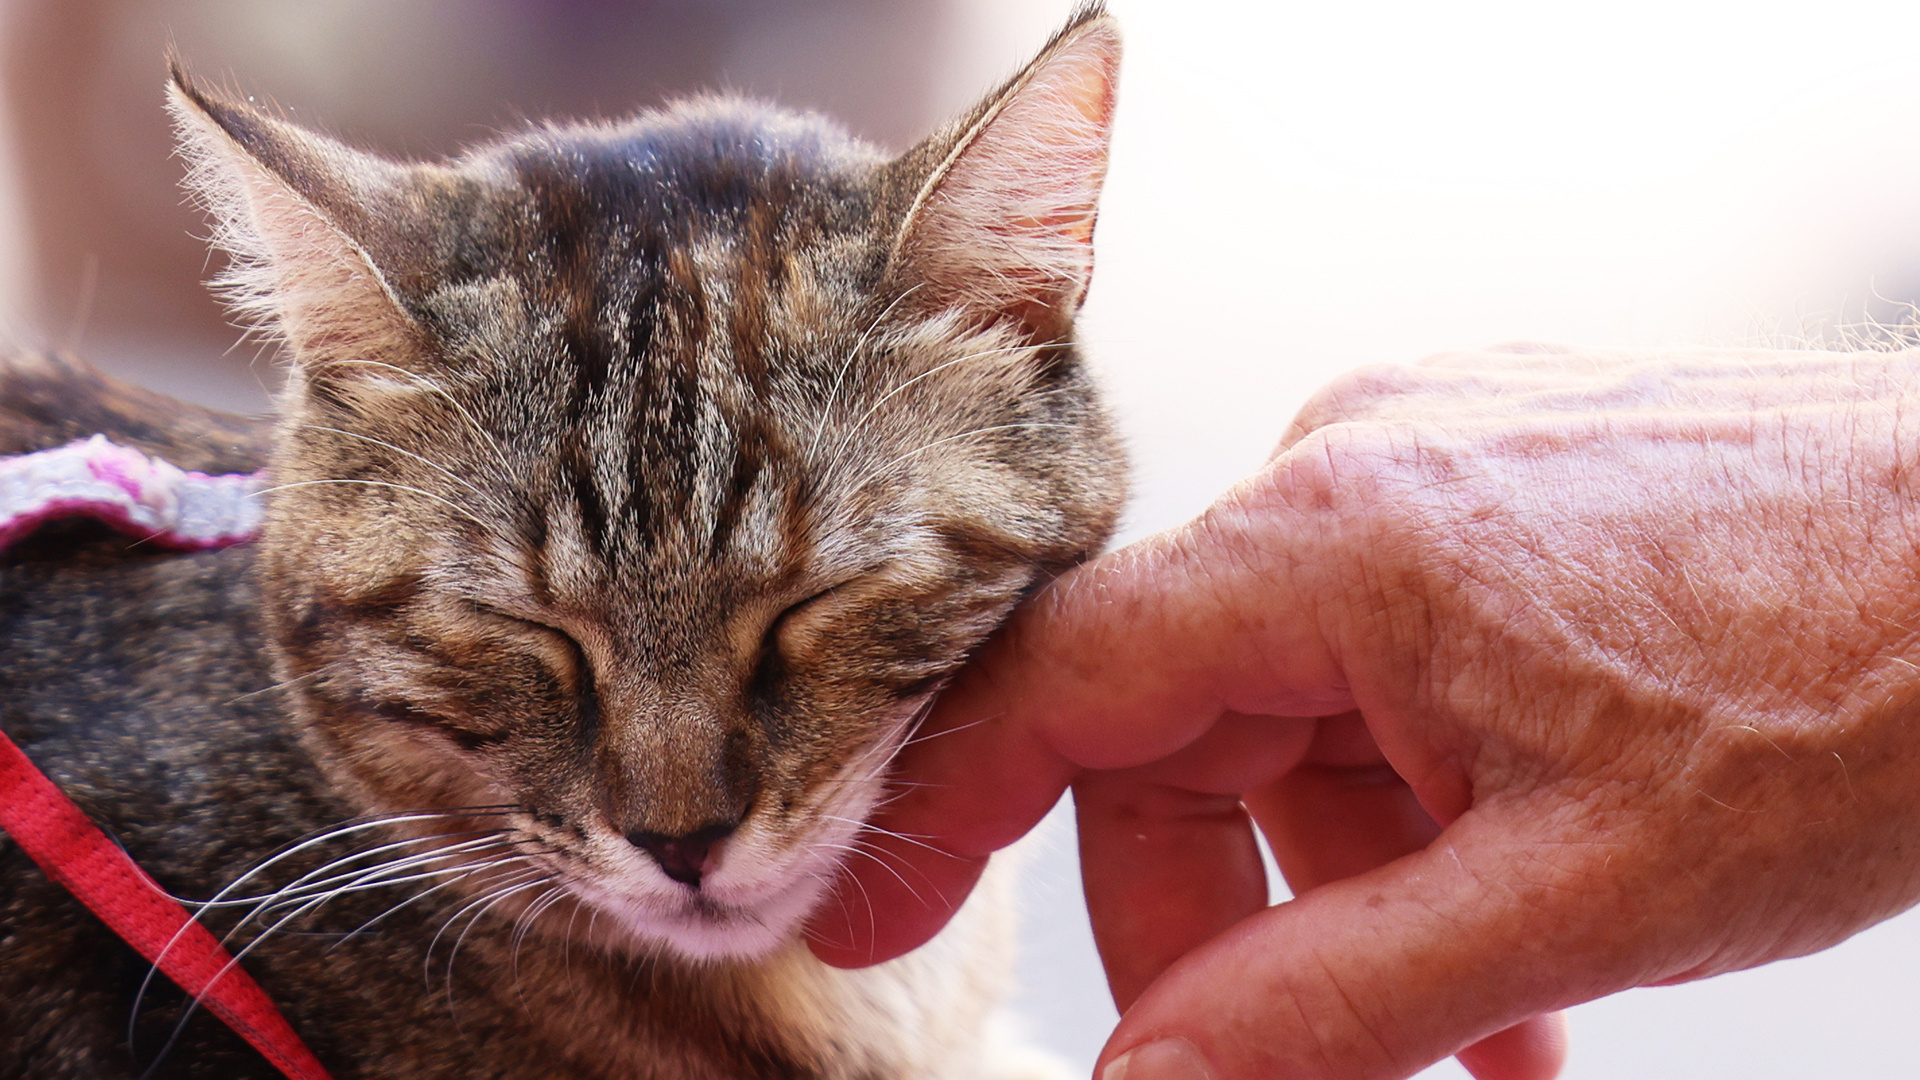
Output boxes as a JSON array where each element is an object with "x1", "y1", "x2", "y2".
[
  {"x1": 886, "y1": 5, "x2": 1120, "y2": 342},
  {"x1": 166, "y1": 64, "x2": 424, "y2": 376}
]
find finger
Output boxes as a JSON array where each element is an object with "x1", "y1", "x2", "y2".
[
  {"x1": 1122, "y1": 711, "x2": 1319, "y2": 797},
  {"x1": 1072, "y1": 711, "x2": 1315, "y2": 1007},
  {"x1": 1097, "y1": 802, "x2": 1621, "y2": 1080},
  {"x1": 1454, "y1": 1013, "x2": 1569, "y2": 1080},
  {"x1": 1074, "y1": 775, "x2": 1268, "y2": 1011},
  {"x1": 1272, "y1": 363, "x2": 1493, "y2": 455},
  {"x1": 804, "y1": 700, "x2": 1075, "y2": 966},
  {"x1": 1240, "y1": 713, "x2": 1441, "y2": 894},
  {"x1": 805, "y1": 833, "x2": 989, "y2": 968},
  {"x1": 1273, "y1": 364, "x2": 1423, "y2": 456},
  {"x1": 1242, "y1": 717, "x2": 1564, "y2": 1080},
  {"x1": 1256, "y1": 774, "x2": 1570, "y2": 1080},
  {"x1": 812, "y1": 482, "x2": 1349, "y2": 966},
  {"x1": 893, "y1": 479, "x2": 1350, "y2": 809}
]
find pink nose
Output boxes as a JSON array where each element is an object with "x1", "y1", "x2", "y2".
[{"x1": 625, "y1": 824, "x2": 733, "y2": 887}]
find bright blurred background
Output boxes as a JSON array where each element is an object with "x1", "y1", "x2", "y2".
[{"x1": 7, "y1": 0, "x2": 1920, "y2": 1075}]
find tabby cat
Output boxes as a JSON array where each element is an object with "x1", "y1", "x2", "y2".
[{"x1": 0, "y1": 5, "x2": 1123, "y2": 1078}]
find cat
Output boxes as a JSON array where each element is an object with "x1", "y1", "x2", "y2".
[{"x1": 0, "y1": 4, "x2": 1124, "y2": 1079}]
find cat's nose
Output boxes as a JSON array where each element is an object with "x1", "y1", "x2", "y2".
[{"x1": 626, "y1": 823, "x2": 735, "y2": 887}]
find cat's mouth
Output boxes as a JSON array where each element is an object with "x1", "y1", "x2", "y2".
[
  {"x1": 563, "y1": 862, "x2": 834, "y2": 959},
  {"x1": 475, "y1": 696, "x2": 928, "y2": 961},
  {"x1": 558, "y1": 802, "x2": 876, "y2": 960},
  {"x1": 551, "y1": 712, "x2": 916, "y2": 961}
]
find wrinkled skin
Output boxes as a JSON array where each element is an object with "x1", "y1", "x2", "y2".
[{"x1": 805, "y1": 344, "x2": 1920, "y2": 1080}]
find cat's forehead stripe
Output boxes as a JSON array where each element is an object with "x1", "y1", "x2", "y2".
[
  {"x1": 518, "y1": 255, "x2": 797, "y2": 581},
  {"x1": 485, "y1": 119, "x2": 832, "y2": 575}
]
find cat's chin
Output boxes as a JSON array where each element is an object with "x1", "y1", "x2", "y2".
[{"x1": 570, "y1": 871, "x2": 830, "y2": 961}]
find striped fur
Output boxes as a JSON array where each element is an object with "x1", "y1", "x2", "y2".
[{"x1": 6, "y1": 5, "x2": 1130, "y2": 1078}]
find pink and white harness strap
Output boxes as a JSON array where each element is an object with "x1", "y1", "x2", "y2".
[{"x1": 0, "y1": 434, "x2": 266, "y2": 555}]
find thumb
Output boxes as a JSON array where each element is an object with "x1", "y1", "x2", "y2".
[
  {"x1": 1098, "y1": 800, "x2": 1624, "y2": 1080},
  {"x1": 809, "y1": 472, "x2": 1354, "y2": 966}
]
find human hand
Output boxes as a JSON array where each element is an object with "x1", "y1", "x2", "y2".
[{"x1": 804, "y1": 345, "x2": 1920, "y2": 1080}]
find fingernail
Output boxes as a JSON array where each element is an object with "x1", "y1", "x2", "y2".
[{"x1": 1102, "y1": 1038, "x2": 1214, "y2": 1080}]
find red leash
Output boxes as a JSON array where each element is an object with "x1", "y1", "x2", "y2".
[{"x1": 0, "y1": 730, "x2": 334, "y2": 1080}]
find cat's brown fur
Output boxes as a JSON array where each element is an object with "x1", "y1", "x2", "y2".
[{"x1": 0, "y1": 6, "x2": 1123, "y2": 1077}]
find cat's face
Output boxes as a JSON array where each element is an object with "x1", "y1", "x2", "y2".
[{"x1": 171, "y1": 11, "x2": 1123, "y2": 959}]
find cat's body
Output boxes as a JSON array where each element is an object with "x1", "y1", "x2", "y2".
[{"x1": 0, "y1": 7, "x2": 1123, "y2": 1078}]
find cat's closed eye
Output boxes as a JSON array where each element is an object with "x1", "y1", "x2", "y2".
[
  {"x1": 770, "y1": 582, "x2": 853, "y2": 644},
  {"x1": 462, "y1": 601, "x2": 592, "y2": 685},
  {"x1": 749, "y1": 584, "x2": 851, "y2": 690}
]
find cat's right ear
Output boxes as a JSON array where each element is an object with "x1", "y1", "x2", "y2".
[
  {"x1": 167, "y1": 63, "x2": 422, "y2": 378},
  {"x1": 884, "y1": 5, "x2": 1120, "y2": 343}
]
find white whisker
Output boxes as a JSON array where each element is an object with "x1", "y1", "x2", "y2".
[
  {"x1": 300, "y1": 424, "x2": 509, "y2": 516},
  {"x1": 190, "y1": 832, "x2": 515, "y2": 908},
  {"x1": 825, "y1": 341, "x2": 1053, "y2": 468},
  {"x1": 808, "y1": 284, "x2": 924, "y2": 456},
  {"x1": 223, "y1": 668, "x2": 323, "y2": 705},
  {"x1": 426, "y1": 866, "x2": 550, "y2": 987},
  {"x1": 441, "y1": 874, "x2": 553, "y2": 1008},
  {"x1": 848, "y1": 422, "x2": 1080, "y2": 495},
  {"x1": 309, "y1": 357, "x2": 514, "y2": 474},
  {"x1": 326, "y1": 862, "x2": 508, "y2": 952},
  {"x1": 250, "y1": 479, "x2": 489, "y2": 530},
  {"x1": 140, "y1": 847, "x2": 484, "y2": 1080},
  {"x1": 900, "y1": 712, "x2": 993, "y2": 749},
  {"x1": 820, "y1": 815, "x2": 947, "y2": 858},
  {"x1": 135, "y1": 808, "x2": 522, "y2": 1041},
  {"x1": 840, "y1": 843, "x2": 931, "y2": 909},
  {"x1": 509, "y1": 883, "x2": 571, "y2": 987},
  {"x1": 253, "y1": 846, "x2": 530, "y2": 922}
]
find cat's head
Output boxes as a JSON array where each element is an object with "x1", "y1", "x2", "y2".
[{"x1": 170, "y1": 5, "x2": 1124, "y2": 960}]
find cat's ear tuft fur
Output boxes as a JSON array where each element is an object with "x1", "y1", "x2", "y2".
[
  {"x1": 888, "y1": 4, "x2": 1120, "y2": 341},
  {"x1": 168, "y1": 63, "x2": 421, "y2": 376}
]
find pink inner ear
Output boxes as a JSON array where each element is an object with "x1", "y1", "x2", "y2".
[
  {"x1": 169, "y1": 86, "x2": 418, "y2": 377},
  {"x1": 1011, "y1": 46, "x2": 1119, "y2": 247},
  {"x1": 902, "y1": 22, "x2": 1121, "y2": 324}
]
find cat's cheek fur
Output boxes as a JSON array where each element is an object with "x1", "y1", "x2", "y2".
[{"x1": 297, "y1": 699, "x2": 498, "y2": 801}]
